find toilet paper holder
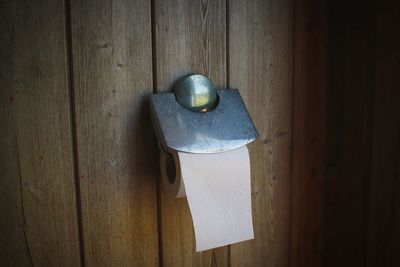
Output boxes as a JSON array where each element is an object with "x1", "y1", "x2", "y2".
[{"x1": 149, "y1": 74, "x2": 258, "y2": 154}]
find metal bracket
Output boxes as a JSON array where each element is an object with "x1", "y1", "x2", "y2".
[{"x1": 149, "y1": 88, "x2": 258, "y2": 154}]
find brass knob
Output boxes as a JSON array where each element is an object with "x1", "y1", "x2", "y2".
[{"x1": 173, "y1": 74, "x2": 218, "y2": 112}]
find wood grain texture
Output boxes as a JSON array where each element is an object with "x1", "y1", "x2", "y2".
[
  {"x1": 228, "y1": 0, "x2": 292, "y2": 266},
  {"x1": 290, "y1": 0, "x2": 327, "y2": 266},
  {"x1": 323, "y1": 0, "x2": 376, "y2": 266},
  {"x1": 69, "y1": 0, "x2": 159, "y2": 265},
  {"x1": 323, "y1": 0, "x2": 400, "y2": 266},
  {"x1": 366, "y1": 0, "x2": 400, "y2": 266},
  {"x1": 0, "y1": 0, "x2": 81, "y2": 266},
  {"x1": 154, "y1": 0, "x2": 228, "y2": 266}
]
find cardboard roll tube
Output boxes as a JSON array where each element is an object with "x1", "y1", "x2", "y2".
[{"x1": 160, "y1": 151, "x2": 186, "y2": 198}]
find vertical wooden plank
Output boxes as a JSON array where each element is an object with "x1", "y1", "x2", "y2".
[
  {"x1": 154, "y1": 0, "x2": 228, "y2": 266},
  {"x1": 228, "y1": 0, "x2": 292, "y2": 266},
  {"x1": 69, "y1": 0, "x2": 159, "y2": 265},
  {"x1": 0, "y1": 0, "x2": 81, "y2": 266},
  {"x1": 366, "y1": 0, "x2": 400, "y2": 266},
  {"x1": 290, "y1": 0, "x2": 326, "y2": 266},
  {"x1": 323, "y1": 0, "x2": 376, "y2": 266}
]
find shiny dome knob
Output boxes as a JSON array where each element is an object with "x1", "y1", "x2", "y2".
[{"x1": 173, "y1": 74, "x2": 218, "y2": 112}]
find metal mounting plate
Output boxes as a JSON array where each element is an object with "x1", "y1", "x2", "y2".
[{"x1": 150, "y1": 89, "x2": 258, "y2": 154}]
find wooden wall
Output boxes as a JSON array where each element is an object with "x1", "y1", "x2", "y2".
[
  {"x1": 1, "y1": 0, "x2": 399, "y2": 266},
  {"x1": 0, "y1": 1, "x2": 81, "y2": 266},
  {"x1": 290, "y1": 0, "x2": 327, "y2": 266},
  {"x1": 1, "y1": 0, "x2": 292, "y2": 266},
  {"x1": 323, "y1": 0, "x2": 400, "y2": 266},
  {"x1": 290, "y1": 1, "x2": 400, "y2": 266}
]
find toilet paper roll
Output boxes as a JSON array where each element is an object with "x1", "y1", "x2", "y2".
[{"x1": 160, "y1": 146, "x2": 254, "y2": 252}]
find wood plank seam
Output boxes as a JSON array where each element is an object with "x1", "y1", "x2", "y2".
[
  {"x1": 226, "y1": 0, "x2": 230, "y2": 90},
  {"x1": 64, "y1": 0, "x2": 86, "y2": 265},
  {"x1": 151, "y1": 0, "x2": 164, "y2": 266},
  {"x1": 288, "y1": 0, "x2": 294, "y2": 266}
]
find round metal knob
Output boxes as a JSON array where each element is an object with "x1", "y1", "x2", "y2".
[{"x1": 173, "y1": 74, "x2": 218, "y2": 112}]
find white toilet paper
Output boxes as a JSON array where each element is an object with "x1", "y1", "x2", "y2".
[{"x1": 160, "y1": 146, "x2": 254, "y2": 252}]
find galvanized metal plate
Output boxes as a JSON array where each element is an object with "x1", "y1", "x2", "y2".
[{"x1": 150, "y1": 89, "x2": 258, "y2": 154}]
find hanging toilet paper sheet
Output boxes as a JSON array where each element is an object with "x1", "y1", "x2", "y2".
[{"x1": 160, "y1": 146, "x2": 254, "y2": 252}]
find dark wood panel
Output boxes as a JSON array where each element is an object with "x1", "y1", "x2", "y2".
[
  {"x1": 290, "y1": 0, "x2": 327, "y2": 266},
  {"x1": 229, "y1": 0, "x2": 292, "y2": 265},
  {"x1": 0, "y1": 0, "x2": 81, "y2": 265},
  {"x1": 69, "y1": 0, "x2": 159, "y2": 265},
  {"x1": 323, "y1": 0, "x2": 400, "y2": 266},
  {"x1": 154, "y1": 0, "x2": 228, "y2": 265},
  {"x1": 323, "y1": 0, "x2": 377, "y2": 266},
  {"x1": 367, "y1": 0, "x2": 400, "y2": 266}
]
